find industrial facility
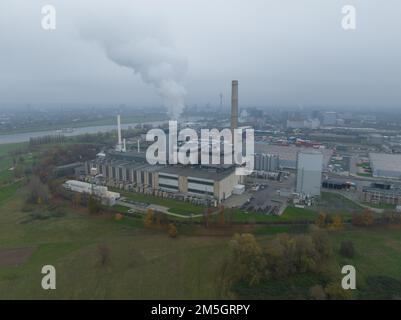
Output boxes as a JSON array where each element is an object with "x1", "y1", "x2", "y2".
[
  {"x1": 362, "y1": 182, "x2": 401, "y2": 206},
  {"x1": 369, "y1": 153, "x2": 401, "y2": 179},
  {"x1": 63, "y1": 180, "x2": 121, "y2": 206},
  {"x1": 85, "y1": 153, "x2": 241, "y2": 206},
  {"x1": 296, "y1": 150, "x2": 323, "y2": 197},
  {"x1": 77, "y1": 80, "x2": 245, "y2": 207},
  {"x1": 254, "y1": 153, "x2": 279, "y2": 172},
  {"x1": 255, "y1": 143, "x2": 332, "y2": 170}
]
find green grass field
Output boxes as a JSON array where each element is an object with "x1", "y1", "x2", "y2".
[
  {"x1": 1, "y1": 185, "x2": 401, "y2": 299},
  {"x1": 0, "y1": 186, "x2": 229, "y2": 299},
  {"x1": 0, "y1": 181, "x2": 22, "y2": 205},
  {"x1": 330, "y1": 227, "x2": 401, "y2": 299},
  {"x1": 317, "y1": 192, "x2": 362, "y2": 218},
  {"x1": 233, "y1": 206, "x2": 318, "y2": 223},
  {"x1": 0, "y1": 142, "x2": 30, "y2": 184},
  {"x1": 362, "y1": 202, "x2": 396, "y2": 210}
]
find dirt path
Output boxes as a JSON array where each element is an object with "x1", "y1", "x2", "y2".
[{"x1": 0, "y1": 247, "x2": 35, "y2": 267}]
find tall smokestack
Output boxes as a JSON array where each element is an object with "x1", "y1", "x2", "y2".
[
  {"x1": 115, "y1": 114, "x2": 126, "y2": 152},
  {"x1": 117, "y1": 114, "x2": 122, "y2": 145},
  {"x1": 231, "y1": 80, "x2": 238, "y2": 132}
]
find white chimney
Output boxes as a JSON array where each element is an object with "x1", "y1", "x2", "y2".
[
  {"x1": 115, "y1": 114, "x2": 126, "y2": 152},
  {"x1": 117, "y1": 114, "x2": 122, "y2": 146}
]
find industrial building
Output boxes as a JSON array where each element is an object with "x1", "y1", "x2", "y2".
[
  {"x1": 361, "y1": 182, "x2": 401, "y2": 206},
  {"x1": 369, "y1": 153, "x2": 401, "y2": 179},
  {"x1": 63, "y1": 180, "x2": 120, "y2": 206},
  {"x1": 254, "y1": 153, "x2": 279, "y2": 172},
  {"x1": 322, "y1": 179, "x2": 355, "y2": 190},
  {"x1": 296, "y1": 151, "x2": 323, "y2": 197},
  {"x1": 85, "y1": 153, "x2": 241, "y2": 206},
  {"x1": 53, "y1": 162, "x2": 85, "y2": 178},
  {"x1": 254, "y1": 143, "x2": 332, "y2": 170}
]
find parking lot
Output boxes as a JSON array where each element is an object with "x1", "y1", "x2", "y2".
[{"x1": 240, "y1": 184, "x2": 287, "y2": 215}]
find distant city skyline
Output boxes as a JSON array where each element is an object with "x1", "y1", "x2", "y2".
[{"x1": 0, "y1": 0, "x2": 400, "y2": 109}]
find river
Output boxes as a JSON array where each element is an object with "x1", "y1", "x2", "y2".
[{"x1": 0, "y1": 121, "x2": 166, "y2": 145}]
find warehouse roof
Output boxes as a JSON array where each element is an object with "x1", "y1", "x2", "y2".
[
  {"x1": 254, "y1": 143, "x2": 332, "y2": 166},
  {"x1": 369, "y1": 153, "x2": 401, "y2": 173}
]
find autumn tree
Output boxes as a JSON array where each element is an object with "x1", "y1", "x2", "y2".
[
  {"x1": 265, "y1": 231, "x2": 330, "y2": 277},
  {"x1": 315, "y1": 212, "x2": 327, "y2": 228},
  {"x1": 229, "y1": 233, "x2": 266, "y2": 285},
  {"x1": 144, "y1": 208, "x2": 154, "y2": 227},
  {"x1": 114, "y1": 213, "x2": 124, "y2": 221},
  {"x1": 310, "y1": 225, "x2": 333, "y2": 262},
  {"x1": 324, "y1": 282, "x2": 352, "y2": 300},
  {"x1": 167, "y1": 223, "x2": 178, "y2": 238},
  {"x1": 361, "y1": 209, "x2": 375, "y2": 226},
  {"x1": 293, "y1": 234, "x2": 318, "y2": 273},
  {"x1": 352, "y1": 209, "x2": 375, "y2": 227},
  {"x1": 27, "y1": 175, "x2": 51, "y2": 204},
  {"x1": 328, "y1": 215, "x2": 344, "y2": 231}
]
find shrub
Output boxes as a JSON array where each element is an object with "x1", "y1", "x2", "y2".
[
  {"x1": 114, "y1": 213, "x2": 124, "y2": 221},
  {"x1": 309, "y1": 285, "x2": 327, "y2": 300}
]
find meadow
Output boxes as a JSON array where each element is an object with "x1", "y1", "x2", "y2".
[
  {"x1": 0, "y1": 142, "x2": 400, "y2": 299},
  {"x1": 1, "y1": 182, "x2": 401, "y2": 299}
]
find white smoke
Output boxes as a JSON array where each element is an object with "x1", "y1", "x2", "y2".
[{"x1": 79, "y1": 3, "x2": 187, "y2": 119}]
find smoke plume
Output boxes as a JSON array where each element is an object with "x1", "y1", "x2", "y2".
[{"x1": 79, "y1": 5, "x2": 187, "y2": 119}]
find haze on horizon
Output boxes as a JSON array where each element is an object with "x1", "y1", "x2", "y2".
[{"x1": 0, "y1": 0, "x2": 400, "y2": 109}]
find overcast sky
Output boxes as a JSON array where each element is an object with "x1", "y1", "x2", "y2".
[{"x1": 0, "y1": 0, "x2": 400, "y2": 109}]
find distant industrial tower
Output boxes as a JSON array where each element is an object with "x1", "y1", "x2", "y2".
[
  {"x1": 296, "y1": 151, "x2": 323, "y2": 197},
  {"x1": 219, "y1": 93, "x2": 223, "y2": 109},
  {"x1": 115, "y1": 114, "x2": 126, "y2": 152},
  {"x1": 231, "y1": 80, "x2": 238, "y2": 132}
]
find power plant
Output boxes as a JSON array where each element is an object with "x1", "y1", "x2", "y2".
[{"x1": 66, "y1": 80, "x2": 248, "y2": 207}]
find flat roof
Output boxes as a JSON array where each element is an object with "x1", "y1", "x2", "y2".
[
  {"x1": 369, "y1": 153, "x2": 401, "y2": 173},
  {"x1": 254, "y1": 143, "x2": 332, "y2": 166},
  {"x1": 159, "y1": 165, "x2": 236, "y2": 181},
  {"x1": 92, "y1": 157, "x2": 236, "y2": 180}
]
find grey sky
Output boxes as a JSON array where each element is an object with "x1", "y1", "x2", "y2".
[{"x1": 0, "y1": 0, "x2": 400, "y2": 109}]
